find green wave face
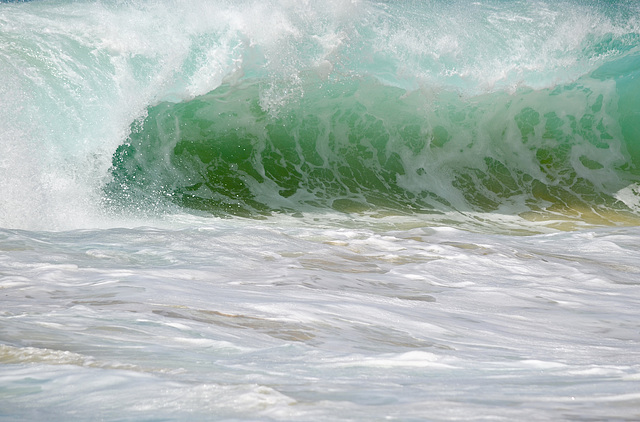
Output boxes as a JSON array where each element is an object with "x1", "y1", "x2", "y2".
[{"x1": 106, "y1": 55, "x2": 640, "y2": 223}]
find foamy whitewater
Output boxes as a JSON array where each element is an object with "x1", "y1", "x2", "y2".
[{"x1": 1, "y1": 0, "x2": 640, "y2": 420}]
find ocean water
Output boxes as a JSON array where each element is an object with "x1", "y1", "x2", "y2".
[{"x1": 1, "y1": 0, "x2": 640, "y2": 420}]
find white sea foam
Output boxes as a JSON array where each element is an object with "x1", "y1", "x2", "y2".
[{"x1": 1, "y1": 221, "x2": 639, "y2": 420}]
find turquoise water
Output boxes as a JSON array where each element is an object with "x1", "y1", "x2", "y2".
[
  {"x1": 1, "y1": 0, "x2": 640, "y2": 420},
  {"x1": 1, "y1": 0, "x2": 639, "y2": 228},
  {"x1": 100, "y1": 0, "x2": 640, "y2": 224}
]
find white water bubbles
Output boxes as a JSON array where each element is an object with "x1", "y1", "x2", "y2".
[{"x1": 1, "y1": 219, "x2": 639, "y2": 420}]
